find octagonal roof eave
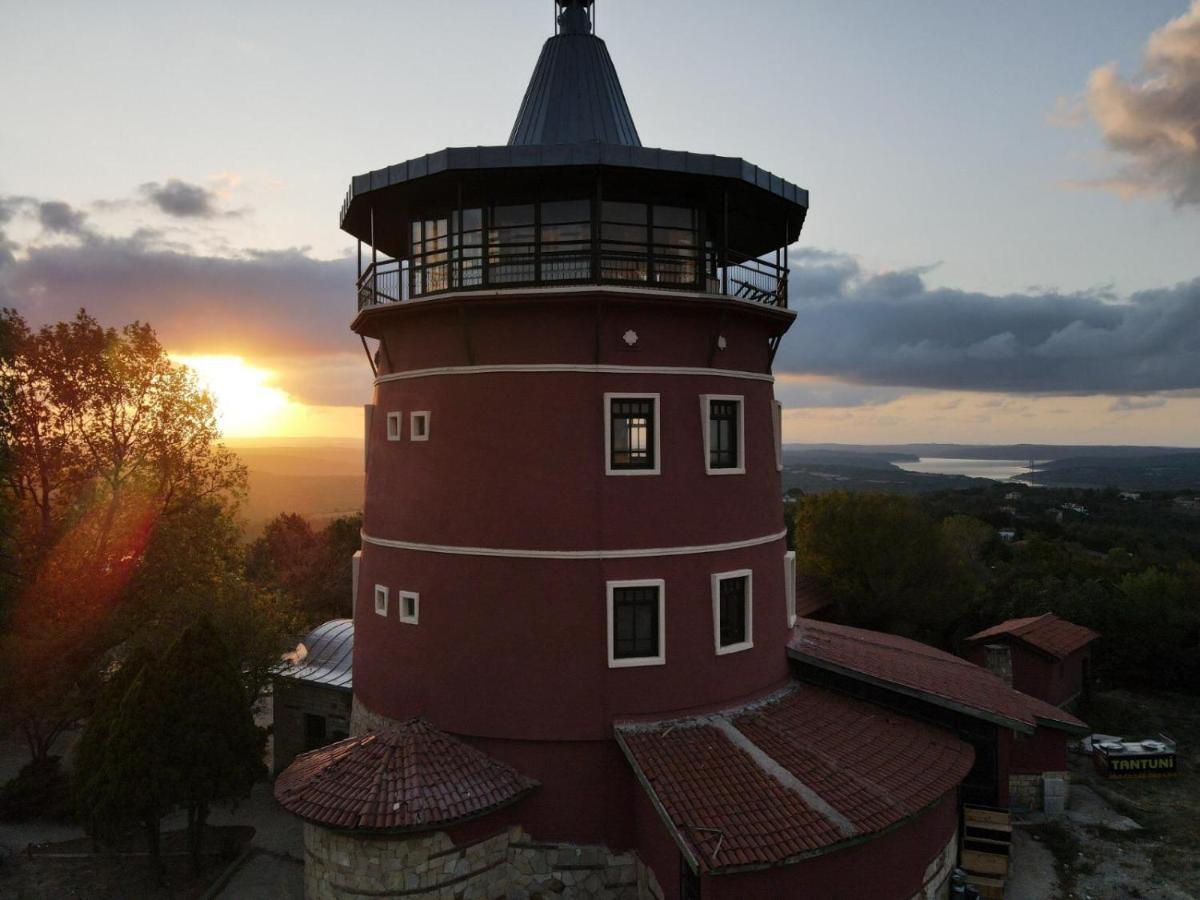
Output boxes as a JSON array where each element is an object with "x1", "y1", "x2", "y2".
[{"x1": 340, "y1": 142, "x2": 809, "y2": 240}]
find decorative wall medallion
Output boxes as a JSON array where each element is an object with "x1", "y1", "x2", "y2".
[
  {"x1": 622, "y1": 329, "x2": 639, "y2": 347},
  {"x1": 717, "y1": 335, "x2": 728, "y2": 350}
]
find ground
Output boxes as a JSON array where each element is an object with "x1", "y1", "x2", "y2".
[
  {"x1": 1006, "y1": 689, "x2": 1200, "y2": 900},
  {"x1": 0, "y1": 694, "x2": 304, "y2": 899}
]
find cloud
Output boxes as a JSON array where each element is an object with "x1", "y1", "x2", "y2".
[
  {"x1": 1064, "y1": 1, "x2": 1200, "y2": 206},
  {"x1": 773, "y1": 379, "x2": 909, "y2": 409},
  {"x1": 777, "y1": 248, "x2": 1200, "y2": 394},
  {"x1": 139, "y1": 179, "x2": 230, "y2": 218},
  {"x1": 1108, "y1": 395, "x2": 1168, "y2": 412},
  {"x1": 37, "y1": 201, "x2": 92, "y2": 237}
]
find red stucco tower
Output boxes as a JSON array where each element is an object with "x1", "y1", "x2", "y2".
[{"x1": 278, "y1": 5, "x2": 974, "y2": 898}]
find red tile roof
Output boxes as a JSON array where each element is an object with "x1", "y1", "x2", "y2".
[
  {"x1": 787, "y1": 619, "x2": 1086, "y2": 734},
  {"x1": 616, "y1": 684, "x2": 973, "y2": 873},
  {"x1": 966, "y1": 613, "x2": 1099, "y2": 659},
  {"x1": 274, "y1": 719, "x2": 538, "y2": 832}
]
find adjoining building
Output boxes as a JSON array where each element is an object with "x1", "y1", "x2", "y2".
[
  {"x1": 787, "y1": 619, "x2": 1088, "y2": 812},
  {"x1": 271, "y1": 619, "x2": 353, "y2": 776},
  {"x1": 964, "y1": 613, "x2": 1099, "y2": 710},
  {"x1": 275, "y1": 3, "x2": 1030, "y2": 897}
]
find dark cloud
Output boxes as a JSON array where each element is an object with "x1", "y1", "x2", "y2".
[
  {"x1": 139, "y1": 179, "x2": 226, "y2": 218},
  {"x1": 777, "y1": 249, "x2": 1200, "y2": 394},
  {"x1": 37, "y1": 201, "x2": 92, "y2": 237},
  {"x1": 1071, "y1": 1, "x2": 1200, "y2": 207}
]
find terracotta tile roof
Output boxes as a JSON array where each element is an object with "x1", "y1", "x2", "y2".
[
  {"x1": 274, "y1": 719, "x2": 538, "y2": 832},
  {"x1": 966, "y1": 613, "x2": 1099, "y2": 659},
  {"x1": 787, "y1": 619, "x2": 1086, "y2": 734},
  {"x1": 794, "y1": 575, "x2": 833, "y2": 618},
  {"x1": 615, "y1": 684, "x2": 973, "y2": 873}
]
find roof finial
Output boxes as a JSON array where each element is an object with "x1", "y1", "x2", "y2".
[{"x1": 556, "y1": 0, "x2": 594, "y2": 36}]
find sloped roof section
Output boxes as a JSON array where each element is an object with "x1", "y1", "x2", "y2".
[
  {"x1": 274, "y1": 720, "x2": 538, "y2": 832},
  {"x1": 276, "y1": 619, "x2": 353, "y2": 690},
  {"x1": 616, "y1": 684, "x2": 973, "y2": 873},
  {"x1": 966, "y1": 613, "x2": 1099, "y2": 659},
  {"x1": 787, "y1": 619, "x2": 1087, "y2": 734},
  {"x1": 794, "y1": 575, "x2": 833, "y2": 618},
  {"x1": 509, "y1": 14, "x2": 640, "y2": 146}
]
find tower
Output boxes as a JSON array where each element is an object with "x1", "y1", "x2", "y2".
[{"x1": 278, "y1": 6, "x2": 970, "y2": 899}]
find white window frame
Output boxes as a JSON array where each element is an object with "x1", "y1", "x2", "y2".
[
  {"x1": 398, "y1": 590, "x2": 420, "y2": 624},
  {"x1": 374, "y1": 584, "x2": 389, "y2": 617},
  {"x1": 604, "y1": 393, "x2": 661, "y2": 476},
  {"x1": 712, "y1": 569, "x2": 753, "y2": 655},
  {"x1": 386, "y1": 411, "x2": 403, "y2": 442},
  {"x1": 410, "y1": 411, "x2": 431, "y2": 442},
  {"x1": 606, "y1": 578, "x2": 666, "y2": 668},
  {"x1": 784, "y1": 551, "x2": 797, "y2": 628},
  {"x1": 701, "y1": 394, "x2": 746, "y2": 475}
]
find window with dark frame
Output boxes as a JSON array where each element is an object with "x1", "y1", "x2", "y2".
[
  {"x1": 303, "y1": 713, "x2": 327, "y2": 751},
  {"x1": 612, "y1": 585, "x2": 660, "y2": 660},
  {"x1": 610, "y1": 397, "x2": 655, "y2": 470},
  {"x1": 718, "y1": 575, "x2": 748, "y2": 647},
  {"x1": 709, "y1": 399, "x2": 740, "y2": 469}
]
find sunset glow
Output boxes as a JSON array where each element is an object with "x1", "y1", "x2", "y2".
[{"x1": 173, "y1": 355, "x2": 291, "y2": 438}]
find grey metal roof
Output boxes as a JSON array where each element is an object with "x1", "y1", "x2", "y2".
[
  {"x1": 342, "y1": 143, "x2": 808, "y2": 226},
  {"x1": 508, "y1": 30, "x2": 640, "y2": 147},
  {"x1": 277, "y1": 619, "x2": 353, "y2": 691}
]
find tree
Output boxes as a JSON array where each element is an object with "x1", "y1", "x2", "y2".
[
  {"x1": 0, "y1": 309, "x2": 248, "y2": 765},
  {"x1": 792, "y1": 492, "x2": 976, "y2": 644},
  {"x1": 247, "y1": 511, "x2": 361, "y2": 626},
  {"x1": 75, "y1": 618, "x2": 267, "y2": 880}
]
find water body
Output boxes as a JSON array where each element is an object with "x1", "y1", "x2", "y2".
[{"x1": 893, "y1": 457, "x2": 1040, "y2": 482}]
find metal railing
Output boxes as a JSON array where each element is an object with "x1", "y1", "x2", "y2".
[{"x1": 357, "y1": 248, "x2": 788, "y2": 311}]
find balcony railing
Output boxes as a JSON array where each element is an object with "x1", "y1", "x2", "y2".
[{"x1": 356, "y1": 248, "x2": 788, "y2": 312}]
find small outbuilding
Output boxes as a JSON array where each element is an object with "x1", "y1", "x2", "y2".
[
  {"x1": 272, "y1": 619, "x2": 354, "y2": 776},
  {"x1": 964, "y1": 613, "x2": 1099, "y2": 710}
]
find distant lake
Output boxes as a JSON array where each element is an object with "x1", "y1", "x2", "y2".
[{"x1": 893, "y1": 457, "x2": 1040, "y2": 481}]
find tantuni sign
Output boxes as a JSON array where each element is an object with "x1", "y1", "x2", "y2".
[{"x1": 1093, "y1": 742, "x2": 1178, "y2": 779}]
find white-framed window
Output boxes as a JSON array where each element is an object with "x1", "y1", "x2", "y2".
[
  {"x1": 784, "y1": 551, "x2": 797, "y2": 628},
  {"x1": 702, "y1": 394, "x2": 745, "y2": 475},
  {"x1": 712, "y1": 569, "x2": 753, "y2": 654},
  {"x1": 398, "y1": 591, "x2": 420, "y2": 624},
  {"x1": 410, "y1": 411, "x2": 431, "y2": 442},
  {"x1": 607, "y1": 579, "x2": 666, "y2": 668},
  {"x1": 605, "y1": 393, "x2": 660, "y2": 475},
  {"x1": 374, "y1": 584, "x2": 389, "y2": 617},
  {"x1": 386, "y1": 412, "x2": 403, "y2": 442}
]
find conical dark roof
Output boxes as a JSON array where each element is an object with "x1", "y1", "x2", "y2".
[{"x1": 509, "y1": 3, "x2": 640, "y2": 146}]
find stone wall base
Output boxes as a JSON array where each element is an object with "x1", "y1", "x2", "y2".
[
  {"x1": 1009, "y1": 771, "x2": 1069, "y2": 812},
  {"x1": 304, "y1": 823, "x2": 664, "y2": 900}
]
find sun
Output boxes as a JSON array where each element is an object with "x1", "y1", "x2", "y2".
[{"x1": 172, "y1": 354, "x2": 291, "y2": 438}]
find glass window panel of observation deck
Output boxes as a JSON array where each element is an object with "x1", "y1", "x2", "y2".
[
  {"x1": 652, "y1": 206, "x2": 698, "y2": 285},
  {"x1": 488, "y1": 204, "x2": 536, "y2": 284},
  {"x1": 540, "y1": 199, "x2": 592, "y2": 282},
  {"x1": 451, "y1": 208, "x2": 484, "y2": 289},
  {"x1": 600, "y1": 201, "x2": 648, "y2": 283}
]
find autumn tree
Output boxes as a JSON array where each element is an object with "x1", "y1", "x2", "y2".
[
  {"x1": 247, "y1": 511, "x2": 362, "y2": 626},
  {"x1": 0, "y1": 308, "x2": 248, "y2": 764}
]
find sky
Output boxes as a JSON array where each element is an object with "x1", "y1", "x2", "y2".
[{"x1": 2, "y1": 0, "x2": 1199, "y2": 445}]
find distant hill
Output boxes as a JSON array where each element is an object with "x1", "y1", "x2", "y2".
[
  {"x1": 1030, "y1": 453, "x2": 1200, "y2": 491},
  {"x1": 228, "y1": 442, "x2": 364, "y2": 537}
]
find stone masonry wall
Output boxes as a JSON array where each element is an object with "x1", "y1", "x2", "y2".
[
  {"x1": 273, "y1": 679, "x2": 352, "y2": 776},
  {"x1": 350, "y1": 695, "x2": 396, "y2": 737},
  {"x1": 303, "y1": 823, "x2": 664, "y2": 900},
  {"x1": 1009, "y1": 771, "x2": 1069, "y2": 812}
]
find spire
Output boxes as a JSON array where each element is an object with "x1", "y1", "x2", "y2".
[{"x1": 508, "y1": 0, "x2": 641, "y2": 147}]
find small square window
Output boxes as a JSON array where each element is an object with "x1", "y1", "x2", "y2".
[
  {"x1": 410, "y1": 411, "x2": 431, "y2": 442},
  {"x1": 386, "y1": 412, "x2": 403, "y2": 442},
  {"x1": 399, "y1": 591, "x2": 420, "y2": 624},
  {"x1": 703, "y1": 395, "x2": 744, "y2": 474},
  {"x1": 606, "y1": 393, "x2": 660, "y2": 475},
  {"x1": 607, "y1": 580, "x2": 665, "y2": 667},
  {"x1": 374, "y1": 585, "x2": 389, "y2": 616},
  {"x1": 712, "y1": 570, "x2": 753, "y2": 654}
]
